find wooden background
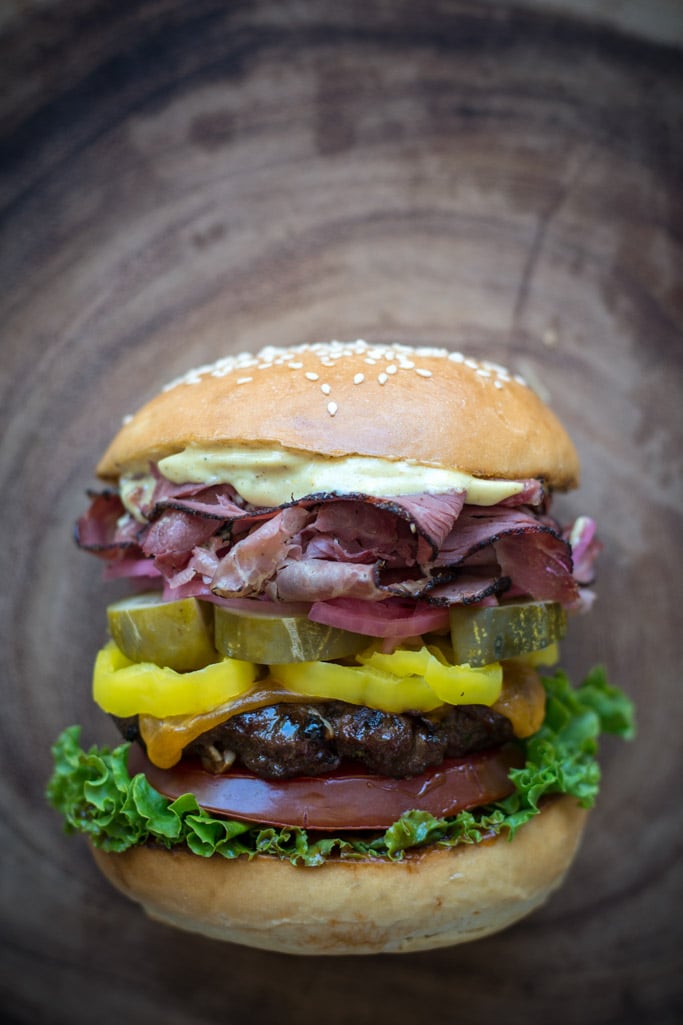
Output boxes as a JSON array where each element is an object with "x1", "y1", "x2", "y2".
[{"x1": 1, "y1": 2, "x2": 681, "y2": 1022}]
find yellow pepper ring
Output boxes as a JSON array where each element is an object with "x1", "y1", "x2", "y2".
[
  {"x1": 270, "y1": 660, "x2": 443, "y2": 714},
  {"x1": 359, "y1": 644, "x2": 502, "y2": 707},
  {"x1": 93, "y1": 641, "x2": 256, "y2": 718},
  {"x1": 271, "y1": 645, "x2": 503, "y2": 714}
]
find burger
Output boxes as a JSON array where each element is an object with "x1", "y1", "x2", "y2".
[{"x1": 48, "y1": 340, "x2": 633, "y2": 954}]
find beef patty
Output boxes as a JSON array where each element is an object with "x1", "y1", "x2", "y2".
[{"x1": 115, "y1": 701, "x2": 514, "y2": 779}]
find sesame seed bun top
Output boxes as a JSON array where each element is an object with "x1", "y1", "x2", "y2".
[{"x1": 96, "y1": 341, "x2": 580, "y2": 490}]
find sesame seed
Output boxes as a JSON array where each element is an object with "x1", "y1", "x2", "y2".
[
  {"x1": 321, "y1": 383, "x2": 331, "y2": 395},
  {"x1": 159, "y1": 340, "x2": 524, "y2": 400},
  {"x1": 353, "y1": 373, "x2": 365, "y2": 384},
  {"x1": 481, "y1": 360, "x2": 507, "y2": 375},
  {"x1": 259, "y1": 347, "x2": 279, "y2": 362},
  {"x1": 416, "y1": 346, "x2": 448, "y2": 358},
  {"x1": 327, "y1": 401, "x2": 338, "y2": 416}
]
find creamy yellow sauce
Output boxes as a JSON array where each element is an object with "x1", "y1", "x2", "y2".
[{"x1": 120, "y1": 444, "x2": 523, "y2": 516}]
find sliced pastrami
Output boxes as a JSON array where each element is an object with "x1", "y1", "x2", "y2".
[
  {"x1": 211, "y1": 506, "x2": 309, "y2": 597},
  {"x1": 154, "y1": 486, "x2": 248, "y2": 522},
  {"x1": 77, "y1": 475, "x2": 589, "y2": 612},
  {"x1": 434, "y1": 506, "x2": 559, "y2": 566},
  {"x1": 302, "y1": 500, "x2": 419, "y2": 566},
  {"x1": 270, "y1": 559, "x2": 381, "y2": 602},
  {"x1": 367, "y1": 491, "x2": 466, "y2": 555},
  {"x1": 74, "y1": 491, "x2": 141, "y2": 559},
  {"x1": 141, "y1": 509, "x2": 220, "y2": 558},
  {"x1": 495, "y1": 533, "x2": 578, "y2": 605},
  {"x1": 383, "y1": 572, "x2": 508, "y2": 606}
]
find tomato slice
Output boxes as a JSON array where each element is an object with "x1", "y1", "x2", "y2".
[{"x1": 127, "y1": 742, "x2": 522, "y2": 831}]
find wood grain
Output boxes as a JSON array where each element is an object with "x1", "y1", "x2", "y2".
[{"x1": 1, "y1": 3, "x2": 681, "y2": 1023}]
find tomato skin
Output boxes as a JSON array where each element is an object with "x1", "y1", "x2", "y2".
[{"x1": 128, "y1": 743, "x2": 522, "y2": 831}]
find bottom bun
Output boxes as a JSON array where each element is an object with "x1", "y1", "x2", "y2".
[{"x1": 91, "y1": 796, "x2": 588, "y2": 955}]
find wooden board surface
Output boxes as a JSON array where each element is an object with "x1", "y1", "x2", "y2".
[{"x1": 1, "y1": 3, "x2": 681, "y2": 1023}]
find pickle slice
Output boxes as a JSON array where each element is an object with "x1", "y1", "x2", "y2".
[
  {"x1": 107, "y1": 593, "x2": 217, "y2": 672},
  {"x1": 449, "y1": 601, "x2": 566, "y2": 667},
  {"x1": 214, "y1": 606, "x2": 368, "y2": 664}
]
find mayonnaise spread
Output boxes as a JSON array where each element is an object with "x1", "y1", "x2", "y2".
[{"x1": 120, "y1": 444, "x2": 523, "y2": 516}]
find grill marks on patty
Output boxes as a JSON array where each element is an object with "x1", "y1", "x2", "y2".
[
  {"x1": 192, "y1": 701, "x2": 515, "y2": 778},
  {"x1": 115, "y1": 701, "x2": 514, "y2": 780}
]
